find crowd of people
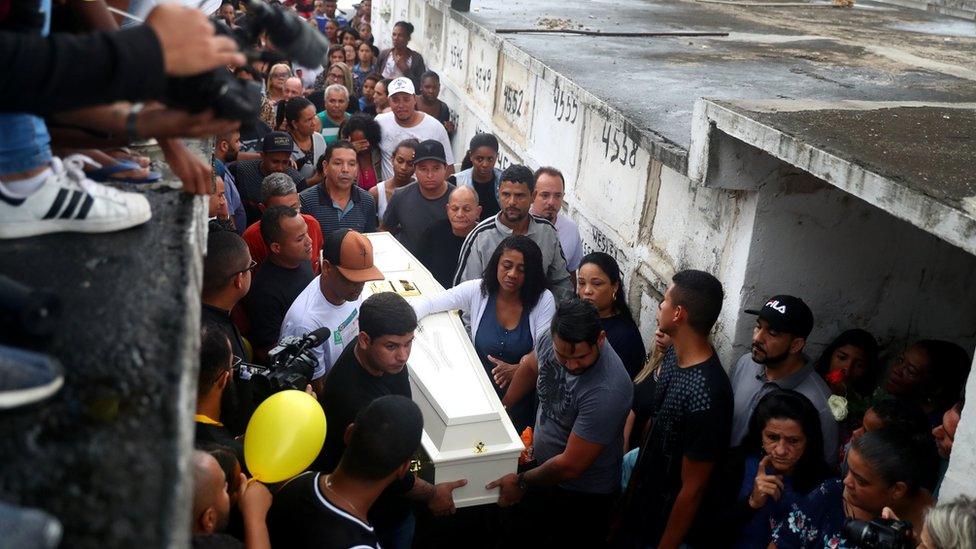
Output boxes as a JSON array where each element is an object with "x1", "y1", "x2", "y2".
[
  {"x1": 190, "y1": 4, "x2": 976, "y2": 548},
  {"x1": 3, "y1": 0, "x2": 975, "y2": 547}
]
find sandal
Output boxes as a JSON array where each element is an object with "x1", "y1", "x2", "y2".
[
  {"x1": 105, "y1": 147, "x2": 151, "y2": 169},
  {"x1": 86, "y1": 159, "x2": 162, "y2": 184}
]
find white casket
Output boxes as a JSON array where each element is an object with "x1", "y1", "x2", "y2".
[{"x1": 363, "y1": 232, "x2": 524, "y2": 507}]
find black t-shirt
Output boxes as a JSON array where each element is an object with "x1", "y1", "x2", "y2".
[
  {"x1": 601, "y1": 313, "x2": 647, "y2": 379},
  {"x1": 417, "y1": 219, "x2": 465, "y2": 289},
  {"x1": 242, "y1": 259, "x2": 314, "y2": 351},
  {"x1": 623, "y1": 351, "x2": 732, "y2": 546},
  {"x1": 630, "y1": 375, "x2": 657, "y2": 452},
  {"x1": 202, "y1": 304, "x2": 252, "y2": 437},
  {"x1": 194, "y1": 421, "x2": 248, "y2": 476},
  {"x1": 315, "y1": 342, "x2": 415, "y2": 528},
  {"x1": 472, "y1": 179, "x2": 500, "y2": 220},
  {"x1": 317, "y1": 342, "x2": 412, "y2": 472},
  {"x1": 267, "y1": 471, "x2": 381, "y2": 549}
]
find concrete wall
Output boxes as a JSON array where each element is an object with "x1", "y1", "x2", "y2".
[
  {"x1": 872, "y1": 0, "x2": 976, "y2": 21},
  {"x1": 739, "y1": 167, "x2": 976, "y2": 360}
]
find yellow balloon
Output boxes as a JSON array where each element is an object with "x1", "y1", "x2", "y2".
[{"x1": 244, "y1": 390, "x2": 327, "y2": 483}]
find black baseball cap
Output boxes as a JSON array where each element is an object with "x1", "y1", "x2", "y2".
[
  {"x1": 262, "y1": 131, "x2": 294, "y2": 154},
  {"x1": 413, "y1": 140, "x2": 447, "y2": 164},
  {"x1": 745, "y1": 295, "x2": 814, "y2": 338}
]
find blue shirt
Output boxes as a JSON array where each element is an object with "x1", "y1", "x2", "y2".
[
  {"x1": 216, "y1": 158, "x2": 246, "y2": 234},
  {"x1": 474, "y1": 293, "x2": 535, "y2": 431},
  {"x1": 734, "y1": 455, "x2": 799, "y2": 548},
  {"x1": 771, "y1": 479, "x2": 851, "y2": 548}
]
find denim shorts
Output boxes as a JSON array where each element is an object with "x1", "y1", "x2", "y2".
[
  {"x1": 0, "y1": 0, "x2": 53, "y2": 177},
  {"x1": 0, "y1": 114, "x2": 53, "y2": 177}
]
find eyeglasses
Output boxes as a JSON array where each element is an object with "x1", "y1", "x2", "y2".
[
  {"x1": 232, "y1": 260, "x2": 258, "y2": 278},
  {"x1": 231, "y1": 355, "x2": 243, "y2": 371}
]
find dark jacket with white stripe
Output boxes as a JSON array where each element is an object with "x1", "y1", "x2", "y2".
[{"x1": 453, "y1": 213, "x2": 574, "y2": 301}]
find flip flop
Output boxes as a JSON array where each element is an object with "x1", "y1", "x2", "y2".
[
  {"x1": 106, "y1": 147, "x2": 151, "y2": 169},
  {"x1": 86, "y1": 159, "x2": 162, "y2": 184}
]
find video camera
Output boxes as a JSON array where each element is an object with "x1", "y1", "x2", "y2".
[
  {"x1": 843, "y1": 518, "x2": 914, "y2": 549},
  {"x1": 165, "y1": 0, "x2": 330, "y2": 121},
  {"x1": 236, "y1": 327, "x2": 330, "y2": 401}
]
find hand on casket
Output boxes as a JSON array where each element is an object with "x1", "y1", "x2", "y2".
[
  {"x1": 485, "y1": 473, "x2": 525, "y2": 507},
  {"x1": 429, "y1": 478, "x2": 468, "y2": 516}
]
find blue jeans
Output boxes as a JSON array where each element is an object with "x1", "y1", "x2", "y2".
[
  {"x1": 0, "y1": 115, "x2": 52, "y2": 177},
  {"x1": 0, "y1": 0, "x2": 52, "y2": 178}
]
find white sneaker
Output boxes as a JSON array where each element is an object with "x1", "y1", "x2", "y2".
[{"x1": 0, "y1": 155, "x2": 152, "y2": 239}]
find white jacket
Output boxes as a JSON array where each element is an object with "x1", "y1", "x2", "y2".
[{"x1": 411, "y1": 279, "x2": 556, "y2": 342}]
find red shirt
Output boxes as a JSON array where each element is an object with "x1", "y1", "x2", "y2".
[
  {"x1": 357, "y1": 163, "x2": 378, "y2": 191},
  {"x1": 242, "y1": 214, "x2": 323, "y2": 274}
]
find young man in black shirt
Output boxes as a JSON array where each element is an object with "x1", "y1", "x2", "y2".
[
  {"x1": 616, "y1": 269, "x2": 733, "y2": 548},
  {"x1": 201, "y1": 226, "x2": 255, "y2": 436},
  {"x1": 242, "y1": 205, "x2": 314, "y2": 361},
  {"x1": 317, "y1": 291, "x2": 467, "y2": 548},
  {"x1": 194, "y1": 324, "x2": 244, "y2": 469},
  {"x1": 267, "y1": 395, "x2": 424, "y2": 549},
  {"x1": 418, "y1": 186, "x2": 481, "y2": 288}
]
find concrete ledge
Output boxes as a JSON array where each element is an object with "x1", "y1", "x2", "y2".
[
  {"x1": 690, "y1": 98, "x2": 976, "y2": 256},
  {"x1": 0, "y1": 185, "x2": 206, "y2": 548}
]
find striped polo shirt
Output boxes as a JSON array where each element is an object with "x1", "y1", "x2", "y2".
[{"x1": 299, "y1": 183, "x2": 378, "y2": 237}]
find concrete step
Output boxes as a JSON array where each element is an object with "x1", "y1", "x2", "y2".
[{"x1": 0, "y1": 181, "x2": 206, "y2": 548}]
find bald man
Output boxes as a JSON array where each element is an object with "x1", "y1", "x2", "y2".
[
  {"x1": 418, "y1": 186, "x2": 482, "y2": 288},
  {"x1": 283, "y1": 77, "x2": 304, "y2": 100},
  {"x1": 191, "y1": 450, "x2": 231, "y2": 535}
]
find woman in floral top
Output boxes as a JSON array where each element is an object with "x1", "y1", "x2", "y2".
[{"x1": 771, "y1": 428, "x2": 937, "y2": 548}]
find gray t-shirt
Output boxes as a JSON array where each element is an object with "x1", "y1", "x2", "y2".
[
  {"x1": 382, "y1": 181, "x2": 455, "y2": 257},
  {"x1": 533, "y1": 332, "x2": 633, "y2": 494},
  {"x1": 728, "y1": 353, "x2": 839, "y2": 465}
]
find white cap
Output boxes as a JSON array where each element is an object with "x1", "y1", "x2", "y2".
[{"x1": 387, "y1": 77, "x2": 416, "y2": 97}]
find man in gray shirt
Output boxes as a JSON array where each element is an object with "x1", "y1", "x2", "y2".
[
  {"x1": 453, "y1": 164, "x2": 573, "y2": 299},
  {"x1": 382, "y1": 139, "x2": 455, "y2": 257},
  {"x1": 728, "y1": 294, "x2": 839, "y2": 464},
  {"x1": 487, "y1": 298, "x2": 632, "y2": 546}
]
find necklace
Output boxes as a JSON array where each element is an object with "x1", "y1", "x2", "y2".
[{"x1": 324, "y1": 474, "x2": 361, "y2": 516}]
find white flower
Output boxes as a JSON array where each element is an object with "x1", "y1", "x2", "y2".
[{"x1": 828, "y1": 395, "x2": 848, "y2": 422}]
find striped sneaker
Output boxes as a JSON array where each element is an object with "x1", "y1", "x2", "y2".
[{"x1": 0, "y1": 154, "x2": 152, "y2": 239}]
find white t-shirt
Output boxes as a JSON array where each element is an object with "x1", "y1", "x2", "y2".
[
  {"x1": 279, "y1": 276, "x2": 363, "y2": 380},
  {"x1": 555, "y1": 214, "x2": 584, "y2": 271},
  {"x1": 376, "y1": 112, "x2": 455, "y2": 180},
  {"x1": 294, "y1": 63, "x2": 324, "y2": 90}
]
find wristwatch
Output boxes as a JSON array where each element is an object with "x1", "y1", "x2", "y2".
[
  {"x1": 125, "y1": 102, "x2": 144, "y2": 143},
  {"x1": 516, "y1": 472, "x2": 527, "y2": 491}
]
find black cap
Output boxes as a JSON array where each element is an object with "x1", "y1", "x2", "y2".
[
  {"x1": 745, "y1": 295, "x2": 814, "y2": 338},
  {"x1": 262, "y1": 131, "x2": 294, "y2": 154},
  {"x1": 413, "y1": 139, "x2": 447, "y2": 164}
]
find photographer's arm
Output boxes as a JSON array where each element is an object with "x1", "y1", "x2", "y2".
[
  {"x1": 48, "y1": 103, "x2": 240, "y2": 145},
  {"x1": 0, "y1": 27, "x2": 165, "y2": 115},
  {"x1": 0, "y1": 5, "x2": 243, "y2": 116}
]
